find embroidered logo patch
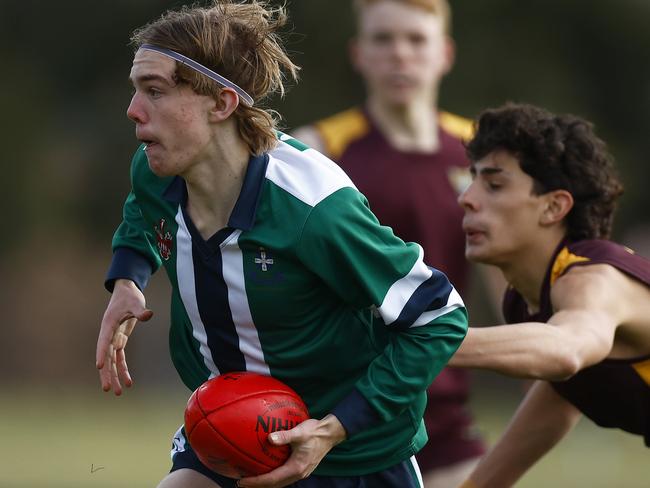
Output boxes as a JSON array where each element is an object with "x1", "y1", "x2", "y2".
[
  {"x1": 154, "y1": 218, "x2": 173, "y2": 260},
  {"x1": 254, "y1": 247, "x2": 274, "y2": 271}
]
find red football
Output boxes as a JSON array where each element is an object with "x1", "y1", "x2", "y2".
[{"x1": 184, "y1": 371, "x2": 310, "y2": 479}]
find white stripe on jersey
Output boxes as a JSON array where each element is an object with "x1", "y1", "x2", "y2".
[
  {"x1": 175, "y1": 206, "x2": 219, "y2": 377},
  {"x1": 221, "y1": 231, "x2": 271, "y2": 375},
  {"x1": 377, "y1": 244, "x2": 432, "y2": 325},
  {"x1": 409, "y1": 455, "x2": 424, "y2": 488},
  {"x1": 412, "y1": 287, "x2": 465, "y2": 327},
  {"x1": 266, "y1": 140, "x2": 356, "y2": 207}
]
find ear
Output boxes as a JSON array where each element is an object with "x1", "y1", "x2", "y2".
[
  {"x1": 208, "y1": 87, "x2": 240, "y2": 122},
  {"x1": 539, "y1": 189, "x2": 574, "y2": 226}
]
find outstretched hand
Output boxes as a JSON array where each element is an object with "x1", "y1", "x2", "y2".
[
  {"x1": 237, "y1": 414, "x2": 347, "y2": 488},
  {"x1": 96, "y1": 279, "x2": 153, "y2": 395}
]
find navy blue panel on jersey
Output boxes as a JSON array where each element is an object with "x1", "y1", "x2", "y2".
[
  {"x1": 228, "y1": 153, "x2": 269, "y2": 231},
  {"x1": 391, "y1": 267, "x2": 453, "y2": 330},
  {"x1": 180, "y1": 206, "x2": 247, "y2": 374}
]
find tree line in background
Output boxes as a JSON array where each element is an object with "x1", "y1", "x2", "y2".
[
  {"x1": 2, "y1": 0, "x2": 649, "y2": 383},
  {"x1": 1, "y1": 0, "x2": 648, "y2": 258}
]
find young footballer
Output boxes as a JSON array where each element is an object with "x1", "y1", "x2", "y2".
[
  {"x1": 451, "y1": 103, "x2": 650, "y2": 487},
  {"x1": 95, "y1": 2, "x2": 468, "y2": 488}
]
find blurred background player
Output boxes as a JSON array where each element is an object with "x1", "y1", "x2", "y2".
[
  {"x1": 293, "y1": 1, "x2": 496, "y2": 486},
  {"x1": 95, "y1": 1, "x2": 469, "y2": 487},
  {"x1": 452, "y1": 103, "x2": 650, "y2": 487}
]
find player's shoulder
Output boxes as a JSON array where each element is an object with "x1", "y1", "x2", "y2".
[
  {"x1": 265, "y1": 134, "x2": 356, "y2": 207},
  {"x1": 439, "y1": 110, "x2": 474, "y2": 142},
  {"x1": 311, "y1": 107, "x2": 370, "y2": 160}
]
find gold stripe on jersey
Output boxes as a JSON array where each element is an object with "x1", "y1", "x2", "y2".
[
  {"x1": 632, "y1": 358, "x2": 650, "y2": 386},
  {"x1": 550, "y1": 247, "x2": 591, "y2": 286},
  {"x1": 439, "y1": 111, "x2": 474, "y2": 142},
  {"x1": 315, "y1": 108, "x2": 370, "y2": 160}
]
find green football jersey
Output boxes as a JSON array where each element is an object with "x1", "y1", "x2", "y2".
[{"x1": 107, "y1": 134, "x2": 468, "y2": 475}]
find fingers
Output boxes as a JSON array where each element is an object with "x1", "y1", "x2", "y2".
[
  {"x1": 237, "y1": 463, "x2": 302, "y2": 488},
  {"x1": 116, "y1": 347, "x2": 133, "y2": 388},
  {"x1": 98, "y1": 344, "x2": 115, "y2": 392}
]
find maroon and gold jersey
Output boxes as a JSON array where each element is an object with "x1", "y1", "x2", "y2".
[
  {"x1": 503, "y1": 239, "x2": 650, "y2": 446},
  {"x1": 315, "y1": 107, "x2": 485, "y2": 469}
]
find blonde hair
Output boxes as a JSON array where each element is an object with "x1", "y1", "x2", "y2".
[
  {"x1": 353, "y1": 0, "x2": 452, "y2": 35},
  {"x1": 131, "y1": 0, "x2": 299, "y2": 155}
]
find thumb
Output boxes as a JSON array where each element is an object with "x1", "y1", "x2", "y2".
[
  {"x1": 137, "y1": 309, "x2": 154, "y2": 322},
  {"x1": 268, "y1": 430, "x2": 292, "y2": 446}
]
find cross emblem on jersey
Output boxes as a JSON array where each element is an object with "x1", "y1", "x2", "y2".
[{"x1": 254, "y1": 248, "x2": 274, "y2": 271}]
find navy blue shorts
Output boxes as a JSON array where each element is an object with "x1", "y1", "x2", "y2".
[{"x1": 170, "y1": 427, "x2": 423, "y2": 487}]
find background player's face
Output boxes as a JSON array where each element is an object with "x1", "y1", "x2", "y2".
[
  {"x1": 351, "y1": 1, "x2": 453, "y2": 107},
  {"x1": 127, "y1": 49, "x2": 217, "y2": 177},
  {"x1": 458, "y1": 150, "x2": 550, "y2": 266}
]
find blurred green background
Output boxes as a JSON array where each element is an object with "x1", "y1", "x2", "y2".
[{"x1": 1, "y1": 0, "x2": 648, "y2": 486}]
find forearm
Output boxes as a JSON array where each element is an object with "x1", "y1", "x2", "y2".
[
  {"x1": 450, "y1": 324, "x2": 580, "y2": 380},
  {"x1": 469, "y1": 381, "x2": 581, "y2": 488}
]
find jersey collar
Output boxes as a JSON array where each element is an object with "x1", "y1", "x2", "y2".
[{"x1": 162, "y1": 153, "x2": 269, "y2": 232}]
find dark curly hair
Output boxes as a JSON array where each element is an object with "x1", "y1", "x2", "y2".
[{"x1": 466, "y1": 103, "x2": 624, "y2": 241}]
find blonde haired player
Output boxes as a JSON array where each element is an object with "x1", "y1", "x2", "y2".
[{"x1": 95, "y1": 2, "x2": 469, "y2": 487}]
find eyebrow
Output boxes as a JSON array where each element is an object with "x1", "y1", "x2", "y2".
[
  {"x1": 128, "y1": 73, "x2": 173, "y2": 85},
  {"x1": 470, "y1": 165, "x2": 504, "y2": 176}
]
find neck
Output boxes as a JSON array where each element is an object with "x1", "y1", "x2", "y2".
[
  {"x1": 183, "y1": 128, "x2": 250, "y2": 240},
  {"x1": 367, "y1": 92, "x2": 440, "y2": 152},
  {"x1": 499, "y1": 232, "x2": 566, "y2": 313}
]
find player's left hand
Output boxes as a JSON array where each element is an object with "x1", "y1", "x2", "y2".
[{"x1": 236, "y1": 414, "x2": 347, "y2": 488}]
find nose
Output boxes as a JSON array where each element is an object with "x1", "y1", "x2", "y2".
[
  {"x1": 388, "y1": 38, "x2": 411, "y2": 63},
  {"x1": 126, "y1": 93, "x2": 147, "y2": 124},
  {"x1": 458, "y1": 181, "x2": 478, "y2": 212}
]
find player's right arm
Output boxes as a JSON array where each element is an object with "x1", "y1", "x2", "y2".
[
  {"x1": 462, "y1": 380, "x2": 582, "y2": 488},
  {"x1": 450, "y1": 264, "x2": 631, "y2": 379},
  {"x1": 96, "y1": 147, "x2": 162, "y2": 394}
]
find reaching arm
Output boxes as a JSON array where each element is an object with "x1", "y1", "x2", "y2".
[
  {"x1": 450, "y1": 264, "x2": 628, "y2": 380},
  {"x1": 465, "y1": 380, "x2": 582, "y2": 488}
]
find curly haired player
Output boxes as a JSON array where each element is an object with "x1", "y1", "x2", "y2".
[{"x1": 450, "y1": 103, "x2": 650, "y2": 487}]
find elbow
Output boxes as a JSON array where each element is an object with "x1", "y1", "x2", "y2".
[{"x1": 547, "y1": 348, "x2": 582, "y2": 381}]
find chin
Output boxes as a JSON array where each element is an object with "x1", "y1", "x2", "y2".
[
  {"x1": 465, "y1": 244, "x2": 495, "y2": 264},
  {"x1": 147, "y1": 159, "x2": 173, "y2": 178}
]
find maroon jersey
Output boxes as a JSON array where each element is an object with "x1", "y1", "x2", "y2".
[
  {"x1": 503, "y1": 239, "x2": 650, "y2": 446},
  {"x1": 315, "y1": 107, "x2": 485, "y2": 469}
]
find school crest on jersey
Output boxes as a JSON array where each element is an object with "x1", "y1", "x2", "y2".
[{"x1": 154, "y1": 218, "x2": 173, "y2": 261}]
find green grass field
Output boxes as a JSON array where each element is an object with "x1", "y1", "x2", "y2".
[{"x1": 0, "y1": 384, "x2": 646, "y2": 488}]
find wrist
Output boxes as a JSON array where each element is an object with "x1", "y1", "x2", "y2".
[
  {"x1": 114, "y1": 278, "x2": 138, "y2": 292},
  {"x1": 319, "y1": 414, "x2": 347, "y2": 446}
]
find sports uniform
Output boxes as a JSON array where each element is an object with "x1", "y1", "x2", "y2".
[
  {"x1": 503, "y1": 239, "x2": 650, "y2": 445},
  {"x1": 105, "y1": 134, "x2": 468, "y2": 483},
  {"x1": 313, "y1": 107, "x2": 485, "y2": 470}
]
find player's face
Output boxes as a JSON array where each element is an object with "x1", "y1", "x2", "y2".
[
  {"x1": 459, "y1": 150, "x2": 549, "y2": 266},
  {"x1": 127, "y1": 49, "x2": 216, "y2": 177},
  {"x1": 352, "y1": 1, "x2": 452, "y2": 107}
]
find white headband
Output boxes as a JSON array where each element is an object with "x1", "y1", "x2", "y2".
[{"x1": 139, "y1": 43, "x2": 254, "y2": 106}]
